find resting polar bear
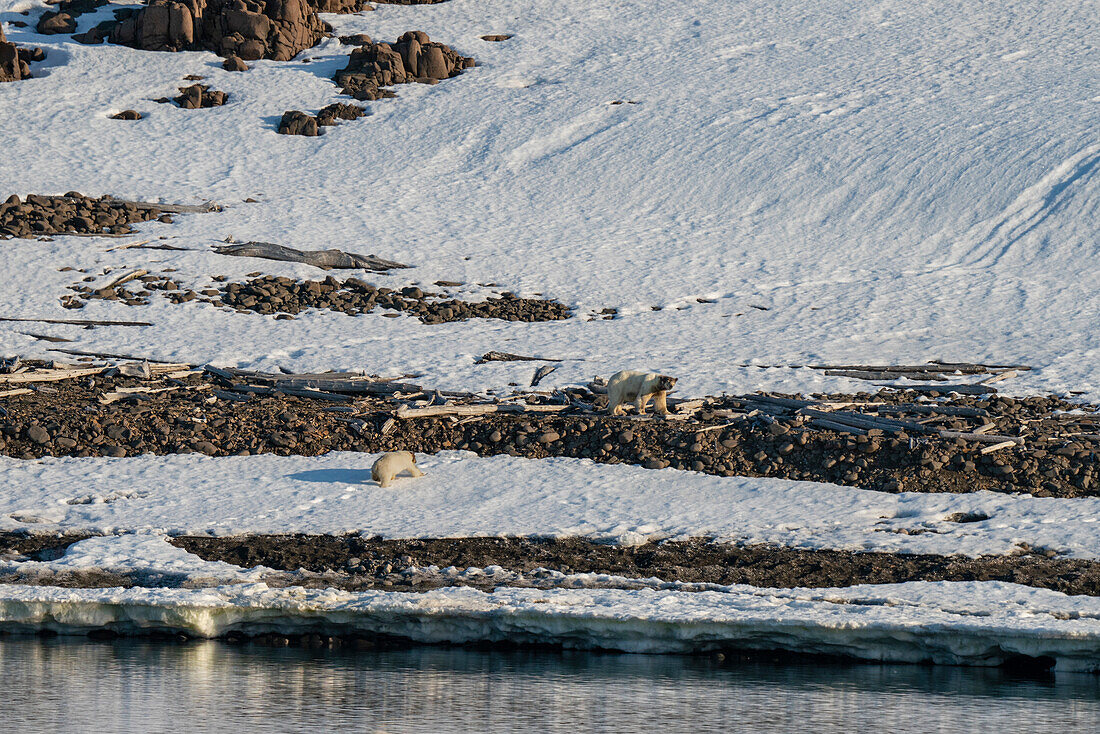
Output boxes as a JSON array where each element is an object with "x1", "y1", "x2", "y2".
[
  {"x1": 606, "y1": 369, "x2": 677, "y2": 416},
  {"x1": 371, "y1": 451, "x2": 425, "y2": 488}
]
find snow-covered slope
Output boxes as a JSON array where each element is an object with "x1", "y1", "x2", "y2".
[
  {"x1": 3, "y1": 451, "x2": 1100, "y2": 558},
  {"x1": 0, "y1": 0, "x2": 1097, "y2": 398}
]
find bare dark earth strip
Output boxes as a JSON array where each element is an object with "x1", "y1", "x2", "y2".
[
  {"x1": 0, "y1": 531, "x2": 91, "y2": 559},
  {"x1": 169, "y1": 535, "x2": 1100, "y2": 597}
]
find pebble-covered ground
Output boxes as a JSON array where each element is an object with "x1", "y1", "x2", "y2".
[
  {"x1": 6, "y1": 532, "x2": 1100, "y2": 599},
  {"x1": 1, "y1": 362, "x2": 1096, "y2": 498}
]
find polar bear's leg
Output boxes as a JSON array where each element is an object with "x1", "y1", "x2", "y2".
[
  {"x1": 377, "y1": 472, "x2": 393, "y2": 488},
  {"x1": 607, "y1": 387, "x2": 623, "y2": 415},
  {"x1": 653, "y1": 391, "x2": 670, "y2": 415},
  {"x1": 408, "y1": 465, "x2": 426, "y2": 478},
  {"x1": 636, "y1": 394, "x2": 650, "y2": 415}
]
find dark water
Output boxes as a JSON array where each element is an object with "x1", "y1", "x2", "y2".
[{"x1": 4, "y1": 638, "x2": 1100, "y2": 733}]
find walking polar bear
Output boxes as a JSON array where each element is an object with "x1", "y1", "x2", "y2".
[
  {"x1": 371, "y1": 451, "x2": 425, "y2": 488},
  {"x1": 605, "y1": 369, "x2": 678, "y2": 416}
]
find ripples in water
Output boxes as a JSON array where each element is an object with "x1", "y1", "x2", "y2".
[{"x1": 3, "y1": 638, "x2": 1100, "y2": 733}]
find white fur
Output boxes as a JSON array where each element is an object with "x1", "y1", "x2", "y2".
[
  {"x1": 371, "y1": 451, "x2": 425, "y2": 488},
  {"x1": 605, "y1": 369, "x2": 676, "y2": 416}
]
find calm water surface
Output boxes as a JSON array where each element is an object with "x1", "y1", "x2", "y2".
[{"x1": 4, "y1": 637, "x2": 1100, "y2": 733}]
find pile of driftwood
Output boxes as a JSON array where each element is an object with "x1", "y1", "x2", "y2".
[
  {"x1": 0, "y1": 353, "x2": 1041, "y2": 455},
  {"x1": 717, "y1": 394, "x2": 1025, "y2": 454},
  {"x1": 807, "y1": 360, "x2": 1030, "y2": 389},
  {"x1": 0, "y1": 356, "x2": 196, "y2": 400}
]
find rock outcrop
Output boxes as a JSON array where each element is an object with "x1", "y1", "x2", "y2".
[
  {"x1": 174, "y1": 83, "x2": 228, "y2": 108},
  {"x1": 0, "y1": 26, "x2": 45, "y2": 83},
  {"x1": 334, "y1": 31, "x2": 474, "y2": 100},
  {"x1": 105, "y1": 0, "x2": 327, "y2": 60},
  {"x1": 277, "y1": 110, "x2": 319, "y2": 136},
  {"x1": 277, "y1": 103, "x2": 365, "y2": 135}
]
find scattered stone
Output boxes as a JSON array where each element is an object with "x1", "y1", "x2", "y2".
[
  {"x1": 36, "y1": 12, "x2": 78, "y2": 34},
  {"x1": 338, "y1": 33, "x2": 372, "y2": 46},
  {"x1": 168, "y1": 533, "x2": 1100, "y2": 600},
  {"x1": 174, "y1": 84, "x2": 228, "y2": 109},
  {"x1": 944, "y1": 511, "x2": 991, "y2": 523},
  {"x1": 214, "y1": 275, "x2": 571, "y2": 323},
  {"x1": 334, "y1": 31, "x2": 475, "y2": 100},
  {"x1": 0, "y1": 193, "x2": 171, "y2": 238},
  {"x1": 479, "y1": 34, "x2": 512, "y2": 42},
  {"x1": 109, "y1": 110, "x2": 143, "y2": 120},
  {"x1": 222, "y1": 54, "x2": 249, "y2": 71},
  {"x1": 37, "y1": 0, "x2": 107, "y2": 36}
]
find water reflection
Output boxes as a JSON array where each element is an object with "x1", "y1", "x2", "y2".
[{"x1": 3, "y1": 637, "x2": 1100, "y2": 733}]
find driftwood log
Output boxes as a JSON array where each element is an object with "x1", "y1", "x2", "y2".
[
  {"x1": 477, "y1": 352, "x2": 562, "y2": 364},
  {"x1": 0, "y1": 317, "x2": 152, "y2": 327},
  {"x1": 106, "y1": 198, "x2": 221, "y2": 214},
  {"x1": 213, "y1": 242, "x2": 408, "y2": 271},
  {"x1": 395, "y1": 403, "x2": 571, "y2": 419}
]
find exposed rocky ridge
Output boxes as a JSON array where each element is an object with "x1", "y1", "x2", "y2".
[
  {"x1": 0, "y1": 363, "x2": 1095, "y2": 498},
  {"x1": 334, "y1": 31, "x2": 475, "y2": 100}
]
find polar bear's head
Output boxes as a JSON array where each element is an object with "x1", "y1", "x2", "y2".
[{"x1": 657, "y1": 375, "x2": 677, "y2": 391}]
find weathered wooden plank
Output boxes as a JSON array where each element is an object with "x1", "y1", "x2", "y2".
[
  {"x1": 396, "y1": 403, "x2": 571, "y2": 419},
  {"x1": 937, "y1": 430, "x2": 1024, "y2": 445},
  {"x1": 872, "y1": 404, "x2": 991, "y2": 418},
  {"x1": 0, "y1": 367, "x2": 105, "y2": 384},
  {"x1": 809, "y1": 418, "x2": 867, "y2": 435},
  {"x1": 979, "y1": 440, "x2": 1020, "y2": 455},
  {"x1": 49, "y1": 348, "x2": 186, "y2": 364}
]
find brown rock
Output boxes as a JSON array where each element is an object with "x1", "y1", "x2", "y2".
[
  {"x1": 222, "y1": 54, "x2": 249, "y2": 71},
  {"x1": 277, "y1": 110, "x2": 319, "y2": 136},
  {"x1": 174, "y1": 84, "x2": 228, "y2": 108},
  {"x1": 419, "y1": 45, "x2": 449, "y2": 79},
  {"x1": 109, "y1": 110, "x2": 143, "y2": 120},
  {"x1": 107, "y1": 0, "x2": 325, "y2": 61},
  {"x1": 37, "y1": 12, "x2": 78, "y2": 34},
  {"x1": 0, "y1": 29, "x2": 23, "y2": 83}
]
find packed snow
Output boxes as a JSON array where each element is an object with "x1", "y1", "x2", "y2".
[
  {"x1": 2, "y1": 451, "x2": 1099, "y2": 558},
  {"x1": 6, "y1": 579, "x2": 1100, "y2": 670},
  {"x1": 0, "y1": 0, "x2": 1097, "y2": 399}
]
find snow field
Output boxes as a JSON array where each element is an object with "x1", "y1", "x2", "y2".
[
  {"x1": 0, "y1": 0, "x2": 1096, "y2": 398},
  {"x1": 1, "y1": 451, "x2": 1099, "y2": 557}
]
